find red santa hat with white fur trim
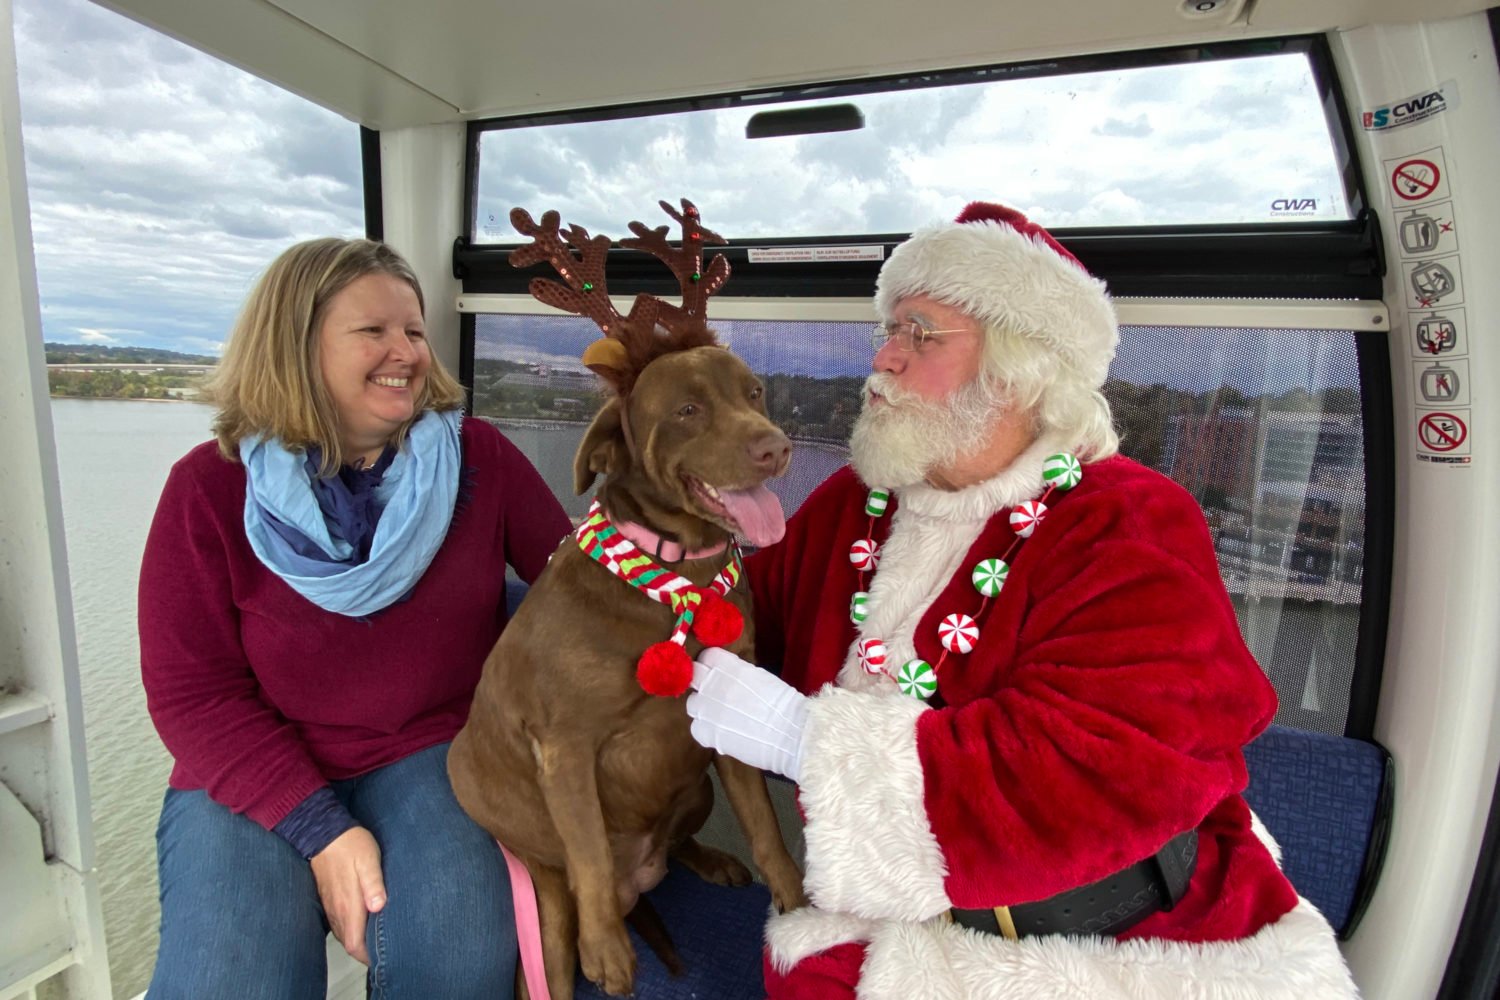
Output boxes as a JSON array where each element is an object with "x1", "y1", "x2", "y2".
[{"x1": 874, "y1": 202, "x2": 1119, "y2": 387}]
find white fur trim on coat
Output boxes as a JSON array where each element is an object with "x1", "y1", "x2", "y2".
[
  {"x1": 875, "y1": 220, "x2": 1119, "y2": 387},
  {"x1": 896, "y1": 431, "x2": 1073, "y2": 522},
  {"x1": 764, "y1": 898, "x2": 1357, "y2": 1000},
  {"x1": 836, "y1": 432, "x2": 1071, "y2": 694},
  {"x1": 799, "y1": 687, "x2": 950, "y2": 920},
  {"x1": 764, "y1": 905, "x2": 879, "y2": 973}
]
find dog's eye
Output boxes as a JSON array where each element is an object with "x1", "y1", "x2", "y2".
[
  {"x1": 677, "y1": 403, "x2": 698, "y2": 418},
  {"x1": 749, "y1": 386, "x2": 763, "y2": 401}
]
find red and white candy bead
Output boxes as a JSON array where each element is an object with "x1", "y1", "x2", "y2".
[
  {"x1": 856, "y1": 637, "x2": 888, "y2": 674},
  {"x1": 849, "y1": 537, "x2": 881, "y2": 571},
  {"x1": 938, "y1": 613, "x2": 979, "y2": 654},
  {"x1": 1009, "y1": 499, "x2": 1048, "y2": 538}
]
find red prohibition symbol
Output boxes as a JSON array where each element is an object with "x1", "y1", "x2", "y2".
[
  {"x1": 1418, "y1": 411, "x2": 1466, "y2": 451},
  {"x1": 1392, "y1": 159, "x2": 1440, "y2": 201}
]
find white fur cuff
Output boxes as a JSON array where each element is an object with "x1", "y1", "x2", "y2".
[
  {"x1": 799, "y1": 687, "x2": 951, "y2": 920},
  {"x1": 853, "y1": 898, "x2": 1358, "y2": 1000},
  {"x1": 764, "y1": 905, "x2": 879, "y2": 974}
]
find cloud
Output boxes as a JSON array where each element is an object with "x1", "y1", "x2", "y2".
[
  {"x1": 76, "y1": 328, "x2": 121, "y2": 343},
  {"x1": 15, "y1": 0, "x2": 364, "y2": 353}
]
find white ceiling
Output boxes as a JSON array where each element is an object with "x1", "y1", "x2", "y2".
[{"x1": 91, "y1": 0, "x2": 1495, "y2": 130}]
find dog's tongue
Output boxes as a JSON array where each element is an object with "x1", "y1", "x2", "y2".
[{"x1": 721, "y1": 484, "x2": 786, "y2": 548}]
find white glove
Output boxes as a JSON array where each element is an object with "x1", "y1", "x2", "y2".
[{"x1": 686, "y1": 647, "x2": 809, "y2": 782}]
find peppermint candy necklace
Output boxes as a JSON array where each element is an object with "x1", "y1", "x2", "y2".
[{"x1": 848, "y1": 453, "x2": 1083, "y2": 700}]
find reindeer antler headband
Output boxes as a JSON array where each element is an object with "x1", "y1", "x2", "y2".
[{"x1": 507, "y1": 197, "x2": 731, "y2": 398}]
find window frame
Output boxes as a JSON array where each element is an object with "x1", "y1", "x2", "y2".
[{"x1": 453, "y1": 32, "x2": 1391, "y2": 742}]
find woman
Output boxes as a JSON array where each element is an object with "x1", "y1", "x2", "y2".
[{"x1": 139, "y1": 237, "x2": 570, "y2": 998}]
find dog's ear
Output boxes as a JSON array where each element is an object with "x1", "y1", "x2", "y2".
[{"x1": 573, "y1": 397, "x2": 627, "y2": 495}]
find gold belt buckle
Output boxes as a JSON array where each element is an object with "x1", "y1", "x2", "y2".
[{"x1": 993, "y1": 905, "x2": 1019, "y2": 940}]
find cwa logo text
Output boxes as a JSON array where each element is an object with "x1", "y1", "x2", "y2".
[
  {"x1": 1362, "y1": 89, "x2": 1447, "y2": 131},
  {"x1": 1270, "y1": 198, "x2": 1317, "y2": 216}
]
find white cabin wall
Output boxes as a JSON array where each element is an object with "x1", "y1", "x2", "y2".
[
  {"x1": 378, "y1": 123, "x2": 466, "y2": 378},
  {"x1": 0, "y1": 0, "x2": 111, "y2": 993},
  {"x1": 1331, "y1": 13, "x2": 1500, "y2": 999}
]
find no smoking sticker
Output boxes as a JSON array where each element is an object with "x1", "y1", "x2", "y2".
[{"x1": 1384, "y1": 147, "x2": 1450, "y2": 204}]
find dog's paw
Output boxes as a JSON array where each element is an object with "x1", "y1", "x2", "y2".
[
  {"x1": 674, "y1": 840, "x2": 753, "y2": 887},
  {"x1": 579, "y1": 920, "x2": 637, "y2": 996},
  {"x1": 771, "y1": 878, "x2": 810, "y2": 913}
]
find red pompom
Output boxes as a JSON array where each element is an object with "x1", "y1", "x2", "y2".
[
  {"x1": 637, "y1": 641, "x2": 693, "y2": 697},
  {"x1": 691, "y1": 590, "x2": 744, "y2": 646}
]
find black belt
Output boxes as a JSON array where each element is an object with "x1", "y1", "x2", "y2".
[{"x1": 951, "y1": 829, "x2": 1198, "y2": 940}]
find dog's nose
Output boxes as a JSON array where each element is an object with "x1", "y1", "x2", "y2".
[{"x1": 748, "y1": 431, "x2": 792, "y2": 475}]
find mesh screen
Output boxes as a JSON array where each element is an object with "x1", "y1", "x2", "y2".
[{"x1": 473, "y1": 314, "x2": 1365, "y2": 735}]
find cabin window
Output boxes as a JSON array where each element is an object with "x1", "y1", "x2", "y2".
[
  {"x1": 460, "y1": 34, "x2": 1383, "y2": 738},
  {"x1": 470, "y1": 310, "x2": 1370, "y2": 737},
  {"x1": 470, "y1": 40, "x2": 1353, "y2": 241}
]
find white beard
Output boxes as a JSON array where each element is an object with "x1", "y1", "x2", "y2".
[{"x1": 849, "y1": 372, "x2": 1005, "y2": 489}]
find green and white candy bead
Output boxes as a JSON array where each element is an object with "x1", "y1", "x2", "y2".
[
  {"x1": 865, "y1": 489, "x2": 890, "y2": 517},
  {"x1": 1042, "y1": 452, "x2": 1083, "y2": 491},
  {"x1": 971, "y1": 558, "x2": 1009, "y2": 598},
  {"x1": 897, "y1": 658, "x2": 937, "y2": 700},
  {"x1": 850, "y1": 590, "x2": 870, "y2": 624}
]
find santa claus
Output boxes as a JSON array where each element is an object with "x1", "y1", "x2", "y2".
[{"x1": 684, "y1": 202, "x2": 1359, "y2": 999}]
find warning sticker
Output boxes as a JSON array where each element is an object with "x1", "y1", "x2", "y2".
[
  {"x1": 1410, "y1": 308, "x2": 1467, "y2": 359},
  {"x1": 1385, "y1": 148, "x2": 1450, "y2": 203},
  {"x1": 1394, "y1": 201, "x2": 1458, "y2": 258},
  {"x1": 1412, "y1": 359, "x2": 1469, "y2": 407},
  {"x1": 1404, "y1": 254, "x2": 1464, "y2": 310},
  {"x1": 1417, "y1": 409, "x2": 1470, "y2": 459},
  {"x1": 747, "y1": 245, "x2": 885, "y2": 264}
]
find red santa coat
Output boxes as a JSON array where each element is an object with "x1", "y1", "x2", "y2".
[{"x1": 746, "y1": 437, "x2": 1357, "y2": 999}]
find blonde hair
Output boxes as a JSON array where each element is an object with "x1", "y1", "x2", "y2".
[
  {"x1": 980, "y1": 321, "x2": 1120, "y2": 462},
  {"x1": 206, "y1": 238, "x2": 465, "y2": 475}
]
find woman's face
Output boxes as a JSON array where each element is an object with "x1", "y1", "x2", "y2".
[{"x1": 316, "y1": 272, "x2": 430, "y2": 465}]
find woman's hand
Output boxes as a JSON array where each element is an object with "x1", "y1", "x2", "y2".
[{"x1": 310, "y1": 826, "x2": 387, "y2": 964}]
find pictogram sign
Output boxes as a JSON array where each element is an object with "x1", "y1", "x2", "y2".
[
  {"x1": 1418, "y1": 411, "x2": 1466, "y2": 452},
  {"x1": 1391, "y1": 158, "x2": 1441, "y2": 201}
]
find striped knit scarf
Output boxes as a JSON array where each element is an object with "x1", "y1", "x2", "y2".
[{"x1": 575, "y1": 499, "x2": 745, "y2": 696}]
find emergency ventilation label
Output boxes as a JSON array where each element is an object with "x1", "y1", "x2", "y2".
[{"x1": 747, "y1": 245, "x2": 885, "y2": 263}]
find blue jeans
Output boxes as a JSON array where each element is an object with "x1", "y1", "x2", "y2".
[{"x1": 147, "y1": 742, "x2": 517, "y2": 999}]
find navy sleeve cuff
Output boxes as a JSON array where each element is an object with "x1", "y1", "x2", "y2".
[{"x1": 272, "y1": 786, "x2": 358, "y2": 860}]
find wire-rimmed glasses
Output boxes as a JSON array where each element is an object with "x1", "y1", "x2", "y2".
[{"x1": 871, "y1": 319, "x2": 970, "y2": 352}]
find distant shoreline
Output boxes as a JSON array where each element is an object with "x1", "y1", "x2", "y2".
[{"x1": 49, "y1": 392, "x2": 204, "y2": 404}]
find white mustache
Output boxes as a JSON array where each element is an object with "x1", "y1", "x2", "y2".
[{"x1": 864, "y1": 373, "x2": 935, "y2": 412}]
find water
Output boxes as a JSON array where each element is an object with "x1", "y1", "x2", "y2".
[
  {"x1": 49, "y1": 399, "x2": 214, "y2": 997},
  {"x1": 48, "y1": 400, "x2": 850, "y2": 997}
]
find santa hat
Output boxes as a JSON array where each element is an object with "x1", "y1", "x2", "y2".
[{"x1": 874, "y1": 202, "x2": 1118, "y2": 387}]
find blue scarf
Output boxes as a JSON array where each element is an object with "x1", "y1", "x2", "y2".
[{"x1": 241, "y1": 408, "x2": 463, "y2": 617}]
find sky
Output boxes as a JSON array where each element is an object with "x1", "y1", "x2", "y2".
[
  {"x1": 15, "y1": 0, "x2": 1355, "y2": 396},
  {"x1": 14, "y1": 0, "x2": 364, "y2": 354}
]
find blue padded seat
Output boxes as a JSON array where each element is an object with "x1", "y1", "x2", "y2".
[
  {"x1": 503, "y1": 578, "x2": 1390, "y2": 978},
  {"x1": 1241, "y1": 724, "x2": 1393, "y2": 937},
  {"x1": 573, "y1": 863, "x2": 771, "y2": 1000}
]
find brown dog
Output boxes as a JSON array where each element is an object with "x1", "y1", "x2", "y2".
[{"x1": 448, "y1": 201, "x2": 807, "y2": 999}]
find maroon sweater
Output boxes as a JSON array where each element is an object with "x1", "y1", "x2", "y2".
[{"x1": 139, "y1": 418, "x2": 570, "y2": 829}]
